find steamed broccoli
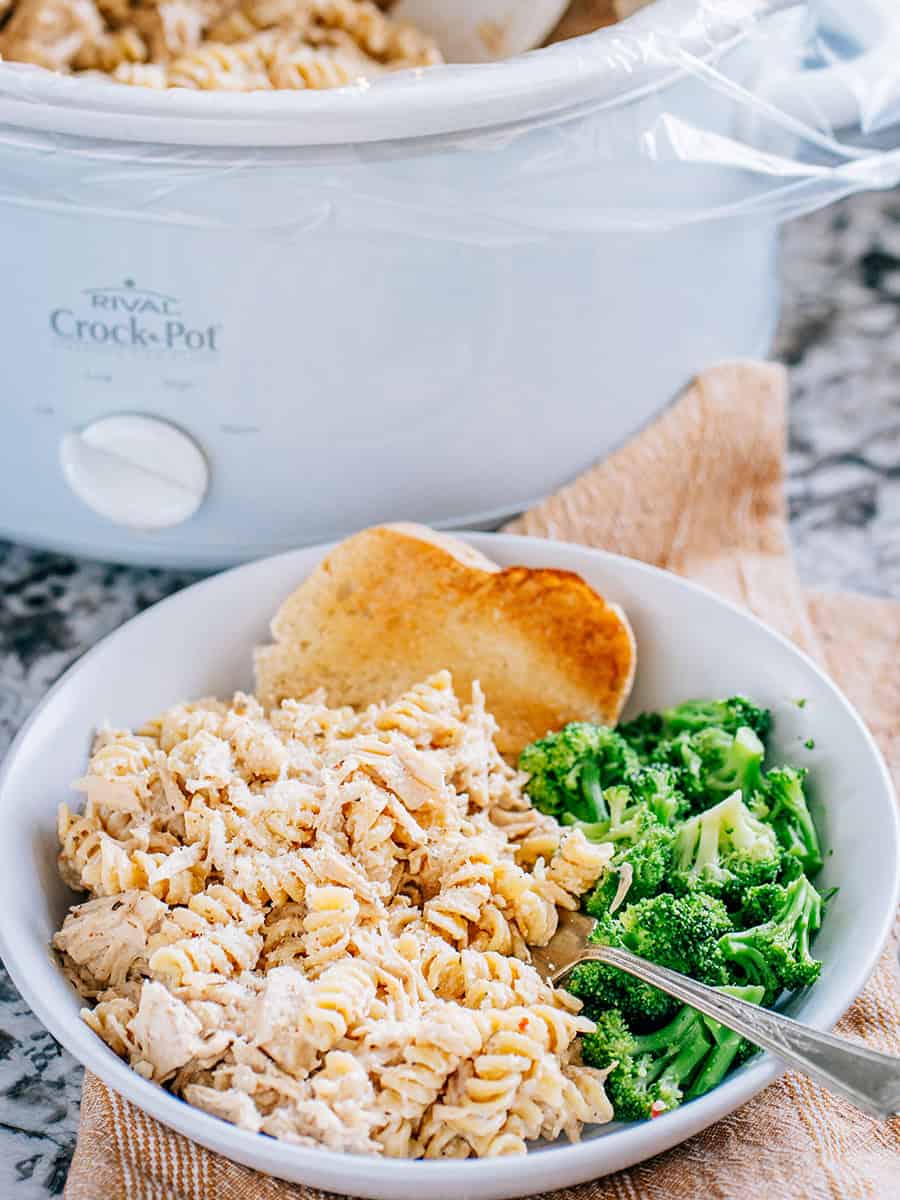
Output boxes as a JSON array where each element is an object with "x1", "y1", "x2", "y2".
[
  {"x1": 532, "y1": 691, "x2": 830, "y2": 1129},
  {"x1": 695, "y1": 726, "x2": 766, "y2": 802},
  {"x1": 775, "y1": 852, "x2": 807, "y2": 884},
  {"x1": 519, "y1": 723, "x2": 638, "y2": 823},
  {"x1": 568, "y1": 782, "x2": 677, "y2": 913},
  {"x1": 751, "y1": 766, "x2": 823, "y2": 877},
  {"x1": 670, "y1": 791, "x2": 782, "y2": 904},
  {"x1": 719, "y1": 875, "x2": 824, "y2": 998},
  {"x1": 628, "y1": 764, "x2": 687, "y2": 826},
  {"x1": 664, "y1": 726, "x2": 766, "y2": 809},
  {"x1": 616, "y1": 892, "x2": 734, "y2": 985},
  {"x1": 568, "y1": 893, "x2": 734, "y2": 1023},
  {"x1": 584, "y1": 827, "x2": 675, "y2": 915},
  {"x1": 581, "y1": 984, "x2": 766, "y2": 1121},
  {"x1": 684, "y1": 985, "x2": 767, "y2": 1100},
  {"x1": 660, "y1": 697, "x2": 772, "y2": 742},
  {"x1": 564, "y1": 785, "x2": 661, "y2": 844},
  {"x1": 618, "y1": 712, "x2": 665, "y2": 762},
  {"x1": 618, "y1": 697, "x2": 771, "y2": 765},
  {"x1": 737, "y1": 881, "x2": 792, "y2": 926},
  {"x1": 566, "y1": 912, "x2": 680, "y2": 1027},
  {"x1": 581, "y1": 1006, "x2": 709, "y2": 1120}
]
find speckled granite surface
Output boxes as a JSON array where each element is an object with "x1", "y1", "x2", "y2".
[{"x1": 1, "y1": 192, "x2": 899, "y2": 1196}]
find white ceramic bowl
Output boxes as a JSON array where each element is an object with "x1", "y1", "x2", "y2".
[{"x1": 0, "y1": 534, "x2": 896, "y2": 1199}]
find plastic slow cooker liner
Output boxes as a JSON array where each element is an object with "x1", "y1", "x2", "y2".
[{"x1": 0, "y1": 0, "x2": 897, "y2": 236}]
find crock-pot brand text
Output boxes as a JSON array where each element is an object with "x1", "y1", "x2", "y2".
[{"x1": 49, "y1": 280, "x2": 221, "y2": 354}]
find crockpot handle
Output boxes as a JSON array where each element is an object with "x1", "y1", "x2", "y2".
[{"x1": 766, "y1": 0, "x2": 900, "y2": 131}]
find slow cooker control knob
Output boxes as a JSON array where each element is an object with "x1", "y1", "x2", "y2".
[{"x1": 60, "y1": 415, "x2": 208, "y2": 531}]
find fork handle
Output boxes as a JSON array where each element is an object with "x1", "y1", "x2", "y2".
[{"x1": 569, "y1": 946, "x2": 900, "y2": 1120}]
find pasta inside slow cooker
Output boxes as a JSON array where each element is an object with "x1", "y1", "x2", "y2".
[{"x1": 0, "y1": 0, "x2": 651, "y2": 92}]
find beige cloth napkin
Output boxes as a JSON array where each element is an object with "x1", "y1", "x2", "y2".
[{"x1": 65, "y1": 362, "x2": 900, "y2": 1200}]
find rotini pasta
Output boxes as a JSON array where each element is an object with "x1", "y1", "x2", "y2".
[
  {"x1": 299, "y1": 883, "x2": 359, "y2": 970},
  {"x1": 379, "y1": 1004, "x2": 483, "y2": 1123},
  {"x1": 147, "y1": 885, "x2": 264, "y2": 985},
  {"x1": 0, "y1": 0, "x2": 442, "y2": 90},
  {"x1": 0, "y1": 2, "x2": 641, "y2": 92},
  {"x1": 53, "y1": 671, "x2": 614, "y2": 1157}
]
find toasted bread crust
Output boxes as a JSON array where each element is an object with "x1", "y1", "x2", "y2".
[{"x1": 255, "y1": 524, "x2": 635, "y2": 754}]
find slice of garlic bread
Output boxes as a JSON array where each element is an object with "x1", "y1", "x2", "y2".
[{"x1": 255, "y1": 523, "x2": 635, "y2": 754}]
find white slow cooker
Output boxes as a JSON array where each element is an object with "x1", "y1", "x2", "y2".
[{"x1": 1, "y1": 0, "x2": 898, "y2": 567}]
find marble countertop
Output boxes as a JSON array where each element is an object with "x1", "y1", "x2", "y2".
[{"x1": 1, "y1": 192, "x2": 900, "y2": 1196}]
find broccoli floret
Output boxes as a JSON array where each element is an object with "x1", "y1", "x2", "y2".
[
  {"x1": 752, "y1": 767, "x2": 823, "y2": 876},
  {"x1": 661, "y1": 697, "x2": 772, "y2": 742},
  {"x1": 671, "y1": 791, "x2": 782, "y2": 904},
  {"x1": 664, "y1": 727, "x2": 765, "y2": 809},
  {"x1": 583, "y1": 871, "x2": 623, "y2": 917},
  {"x1": 618, "y1": 697, "x2": 772, "y2": 764},
  {"x1": 617, "y1": 892, "x2": 734, "y2": 985},
  {"x1": 581, "y1": 986, "x2": 767, "y2": 1121},
  {"x1": 519, "y1": 724, "x2": 638, "y2": 823},
  {"x1": 628, "y1": 764, "x2": 687, "y2": 825},
  {"x1": 698, "y1": 727, "x2": 766, "y2": 801},
  {"x1": 775, "y1": 852, "x2": 807, "y2": 884},
  {"x1": 569, "y1": 894, "x2": 733, "y2": 1022},
  {"x1": 566, "y1": 913, "x2": 680, "y2": 1026},
  {"x1": 719, "y1": 875, "x2": 824, "y2": 998},
  {"x1": 569, "y1": 783, "x2": 676, "y2": 913},
  {"x1": 565, "y1": 785, "x2": 659, "y2": 843},
  {"x1": 583, "y1": 1005, "x2": 711, "y2": 1120},
  {"x1": 736, "y1": 881, "x2": 789, "y2": 927},
  {"x1": 580, "y1": 1009, "x2": 636, "y2": 1076},
  {"x1": 618, "y1": 712, "x2": 665, "y2": 762},
  {"x1": 584, "y1": 826, "x2": 675, "y2": 915}
]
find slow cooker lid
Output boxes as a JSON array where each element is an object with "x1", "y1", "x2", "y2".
[{"x1": 0, "y1": 0, "x2": 769, "y2": 147}]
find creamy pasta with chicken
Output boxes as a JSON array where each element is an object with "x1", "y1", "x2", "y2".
[
  {"x1": 53, "y1": 671, "x2": 616, "y2": 1157},
  {"x1": 0, "y1": 0, "x2": 650, "y2": 91}
]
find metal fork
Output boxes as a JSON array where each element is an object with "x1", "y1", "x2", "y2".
[{"x1": 531, "y1": 911, "x2": 900, "y2": 1121}]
